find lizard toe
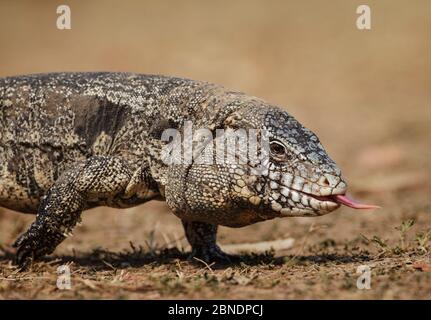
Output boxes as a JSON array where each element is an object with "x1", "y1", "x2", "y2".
[{"x1": 14, "y1": 242, "x2": 36, "y2": 270}]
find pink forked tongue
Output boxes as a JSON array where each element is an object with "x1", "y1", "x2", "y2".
[{"x1": 333, "y1": 194, "x2": 381, "y2": 210}]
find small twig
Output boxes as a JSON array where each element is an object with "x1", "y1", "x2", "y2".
[
  {"x1": 192, "y1": 257, "x2": 215, "y2": 274},
  {"x1": 101, "y1": 260, "x2": 116, "y2": 270},
  {"x1": 0, "y1": 276, "x2": 51, "y2": 281}
]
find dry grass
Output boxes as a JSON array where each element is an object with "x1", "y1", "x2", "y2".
[{"x1": 0, "y1": 217, "x2": 430, "y2": 299}]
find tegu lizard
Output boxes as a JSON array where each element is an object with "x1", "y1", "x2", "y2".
[{"x1": 0, "y1": 72, "x2": 378, "y2": 268}]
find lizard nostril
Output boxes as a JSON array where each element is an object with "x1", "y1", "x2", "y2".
[{"x1": 322, "y1": 177, "x2": 330, "y2": 186}]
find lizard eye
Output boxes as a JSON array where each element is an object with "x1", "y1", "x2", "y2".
[{"x1": 270, "y1": 140, "x2": 289, "y2": 161}]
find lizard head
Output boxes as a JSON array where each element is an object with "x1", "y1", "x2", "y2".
[{"x1": 221, "y1": 104, "x2": 348, "y2": 219}]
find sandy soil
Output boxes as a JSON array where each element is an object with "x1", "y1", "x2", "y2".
[{"x1": 0, "y1": 0, "x2": 430, "y2": 299}]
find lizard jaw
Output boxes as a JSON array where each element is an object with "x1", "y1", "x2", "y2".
[{"x1": 269, "y1": 186, "x2": 341, "y2": 216}]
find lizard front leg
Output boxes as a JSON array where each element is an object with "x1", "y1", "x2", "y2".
[
  {"x1": 182, "y1": 220, "x2": 233, "y2": 263},
  {"x1": 13, "y1": 156, "x2": 140, "y2": 269}
]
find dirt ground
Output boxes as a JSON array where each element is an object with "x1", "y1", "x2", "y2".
[{"x1": 0, "y1": 1, "x2": 430, "y2": 299}]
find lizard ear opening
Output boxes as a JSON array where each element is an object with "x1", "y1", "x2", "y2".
[{"x1": 148, "y1": 119, "x2": 177, "y2": 140}]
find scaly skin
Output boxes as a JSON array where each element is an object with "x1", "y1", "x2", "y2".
[{"x1": 0, "y1": 72, "x2": 347, "y2": 268}]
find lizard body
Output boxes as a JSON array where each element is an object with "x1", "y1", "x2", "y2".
[{"x1": 0, "y1": 72, "x2": 349, "y2": 267}]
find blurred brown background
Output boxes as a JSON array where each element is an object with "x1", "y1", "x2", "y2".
[{"x1": 0, "y1": 0, "x2": 430, "y2": 299}]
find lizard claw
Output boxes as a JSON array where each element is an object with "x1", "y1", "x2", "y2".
[
  {"x1": 14, "y1": 242, "x2": 35, "y2": 270},
  {"x1": 13, "y1": 232, "x2": 40, "y2": 270},
  {"x1": 12, "y1": 226, "x2": 64, "y2": 270}
]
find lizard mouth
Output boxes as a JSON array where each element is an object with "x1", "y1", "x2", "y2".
[{"x1": 301, "y1": 192, "x2": 380, "y2": 210}]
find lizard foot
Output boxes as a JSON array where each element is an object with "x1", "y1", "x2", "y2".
[
  {"x1": 188, "y1": 244, "x2": 235, "y2": 264},
  {"x1": 12, "y1": 225, "x2": 64, "y2": 270}
]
